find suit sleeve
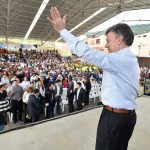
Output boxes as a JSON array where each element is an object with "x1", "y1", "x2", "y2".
[
  {"x1": 61, "y1": 87, "x2": 63, "y2": 95},
  {"x1": 31, "y1": 96, "x2": 41, "y2": 108},
  {"x1": 45, "y1": 93, "x2": 49, "y2": 103},
  {"x1": 82, "y1": 89, "x2": 86, "y2": 104}
]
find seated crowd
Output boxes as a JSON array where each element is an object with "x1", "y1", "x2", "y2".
[
  {"x1": 0, "y1": 50, "x2": 103, "y2": 131},
  {"x1": 140, "y1": 66, "x2": 150, "y2": 86}
]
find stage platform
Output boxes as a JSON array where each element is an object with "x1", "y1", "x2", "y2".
[{"x1": 0, "y1": 96, "x2": 149, "y2": 150}]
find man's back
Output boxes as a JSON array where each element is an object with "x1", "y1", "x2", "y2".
[
  {"x1": 11, "y1": 85, "x2": 23, "y2": 100},
  {"x1": 28, "y1": 94, "x2": 40, "y2": 107},
  {"x1": 101, "y1": 48, "x2": 140, "y2": 110}
]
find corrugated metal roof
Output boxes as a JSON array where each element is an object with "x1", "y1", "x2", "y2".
[{"x1": 0, "y1": 0, "x2": 150, "y2": 41}]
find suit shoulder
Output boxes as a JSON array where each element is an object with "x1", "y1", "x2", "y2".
[
  {"x1": 29, "y1": 94, "x2": 35, "y2": 99},
  {"x1": 81, "y1": 88, "x2": 85, "y2": 91}
]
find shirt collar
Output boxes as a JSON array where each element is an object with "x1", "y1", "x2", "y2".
[{"x1": 78, "y1": 87, "x2": 81, "y2": 91}]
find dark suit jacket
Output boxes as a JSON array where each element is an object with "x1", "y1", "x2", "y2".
[
  {"x1": 74, "y1": 88, "x2": 86, "y2": 103},
  {"x1": 85, "y1": 81, "x2": 91, "y2": 92},
  {"x1": 45, "y1": 88, "x2": 55, "y2": 104},
  {"x1": 54, "y1": 85, "x2": 63, "y2": 97},
  {"x1": 67, "y1": 83, "x2": 74, "y2": 99},
  {"x1": 27, "y1": 94, "x2": 41, "y2": 117}
]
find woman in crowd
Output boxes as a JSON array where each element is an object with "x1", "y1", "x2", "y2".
[
  {"x1": 62, "y1": 76, "x2": 69, "y2": 88},
  {"x1": 1, "y1": 72, "x2": 10, "y2": 85},
  {"x1": 36, "y1": 80, "x2": 45, "y2": 98},
  {"x1": 0, "y1": 83, "x2": 10, "y2": 131},
  {"x1": 22, "y1": 86, "x2": 34, "y2": 123},
  {"x1": 36, "y1": 80, "x2": 45, "y2": 114}
]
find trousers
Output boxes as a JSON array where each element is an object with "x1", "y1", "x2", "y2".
[
  {"x1": 0, "y1": 125, "x2": 5, "y2": 131},
  {"x1": 11, "y1": 100, "x2": 23, "y2": 123},
  {"x1": 95, "y1": 108, "x2": 136, "y2": 150}
]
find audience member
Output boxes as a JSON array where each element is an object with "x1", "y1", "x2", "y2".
[
  {"x1": 74, "y1": 82, "x2": 86, "y2": 110},
  {"x1": 27, "y1": 88, "x2": 41, "y2": 123}
]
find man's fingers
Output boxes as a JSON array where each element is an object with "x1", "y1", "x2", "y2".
[
  {"x1": 52, "y1": 7, "x2": 58, "y2": 19},
  {"x1": 47, "y1": 17, "x2": 54, "y2": 25},
  {"x1": 63, "y1": 15, "x2": 67, "y2": 23},
  {"x1": 48, "y1": 7, "x2": 66, "y2": 32},
  {"x1": 54, "y1": 7, "x2": 61, "y2": 18},
  {"x1": 50, "y1": 8, "x2": 54, "y2": 20},
  {"x1": 47, "y1": 17, "x2": 52, "y2": 23},
  {"x1": 50, "y1": 6, "x2": 62, "y2": 20},
  {"x1": 50, "y1": 7, "x2": 57, "y2": 20}
]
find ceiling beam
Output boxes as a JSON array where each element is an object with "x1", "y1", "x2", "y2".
[
  {"x1": 6, "y1": 0, "x2": 11, "y2": 40},
  {"x1": 36, "y1": 0, "x2": 69, "y2": 39}
]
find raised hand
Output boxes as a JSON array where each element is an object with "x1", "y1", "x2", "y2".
[{"x1": 47, "y1": 7, "x2": 67, "y2": 33}]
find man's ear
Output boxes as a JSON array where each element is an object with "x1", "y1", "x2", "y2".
[{"x1": 118, "y1": 35, "x2": 124, "y2": 45}]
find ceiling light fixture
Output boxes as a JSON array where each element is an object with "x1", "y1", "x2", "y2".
[
  {"x1": 124, "y1": 0, "x2": 134, "y2": 4},
  {"x1": 24, "y1": 0, "x2": 49, "y2": 40},
  {"x1": 55, "y1": 7, "x2": 107, "y2": 42}
]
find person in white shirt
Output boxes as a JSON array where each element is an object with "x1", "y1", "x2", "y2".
[
  {"x1": 36, "y1": 80, "x2": 45, "y2": 115},
  {"x1": 22, "y1": 86, "x2": 33, "y2": 123},
  {"x1": 30, "y1": 74, "x2": 38, "y2": 83},
  {"x1": 21, "y1": 76, "x2": 30, "y2": 91},
  {"x1": 47, "y1": 7, "x2": 140, "y2": 150},
  {"x1": 77, "y1": 77, "x2": 85, "y2": 90},
  {"x1": 36, "y1": 81, "x2": 45, "y2": 98},
  {"x1": 1, "y1": 74, "x2": 10, "y2": 85}
]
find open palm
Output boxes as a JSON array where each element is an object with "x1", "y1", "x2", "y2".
[{"x1": 47, "y1": 7, "x2": 67, "y2": 33}]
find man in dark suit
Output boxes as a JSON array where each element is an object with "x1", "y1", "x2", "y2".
[
  {"x1": 85, "y1": 78, "x2": 91, "y2": 106},
  {"x1": 67, "y1": 80, "x2": 74, "y2": 113},
  {"x1": 45, "y1": 84, "x2": 55, "y2": 118},
  {"x1": 54, "y1": 79, "x2": 63, "y2": 114},
  {"x1": 75, "y1": 82, "x2": 86, "y2": 110},
  {"x1": 27, "y1": 89, "x2": 41, "y2": 123}
]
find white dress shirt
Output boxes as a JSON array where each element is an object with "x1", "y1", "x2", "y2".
[
  {"x1": 21, "y1": 81, "x2": 30, "y2": 91},
  {"x1": 39, "y1": 87, "x2": 45, "y2": 97},
  {"x1": 23, "y1": 91, "x2": 32, "y2": 103},
  {"x1": 56, "y1": 85, "x2": 60, "y2": 96},
  {"x1": 60, "y1": 29, "x2": 140, "y2": 110},
  {"x1": 78, "y1": 81, "x2": 85, "y2": 89},
  {"x1": 77, "y1": 87, "x2": 81, "y2": 101}
]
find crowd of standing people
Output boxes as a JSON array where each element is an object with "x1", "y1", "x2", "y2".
[
  {"x1": 140, "y1": 66, "x2": 150, "y2": 86},
  {"x1": 0, "y1": 49, "x2": 148, "y2": 132},
  {"x1": 0, "y1": 50, "x2": 103, "y2": 131}
]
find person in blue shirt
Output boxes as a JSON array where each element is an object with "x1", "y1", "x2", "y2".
[{"x1": 47, "y1": 7, "x2": 140, "y2": 150}]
